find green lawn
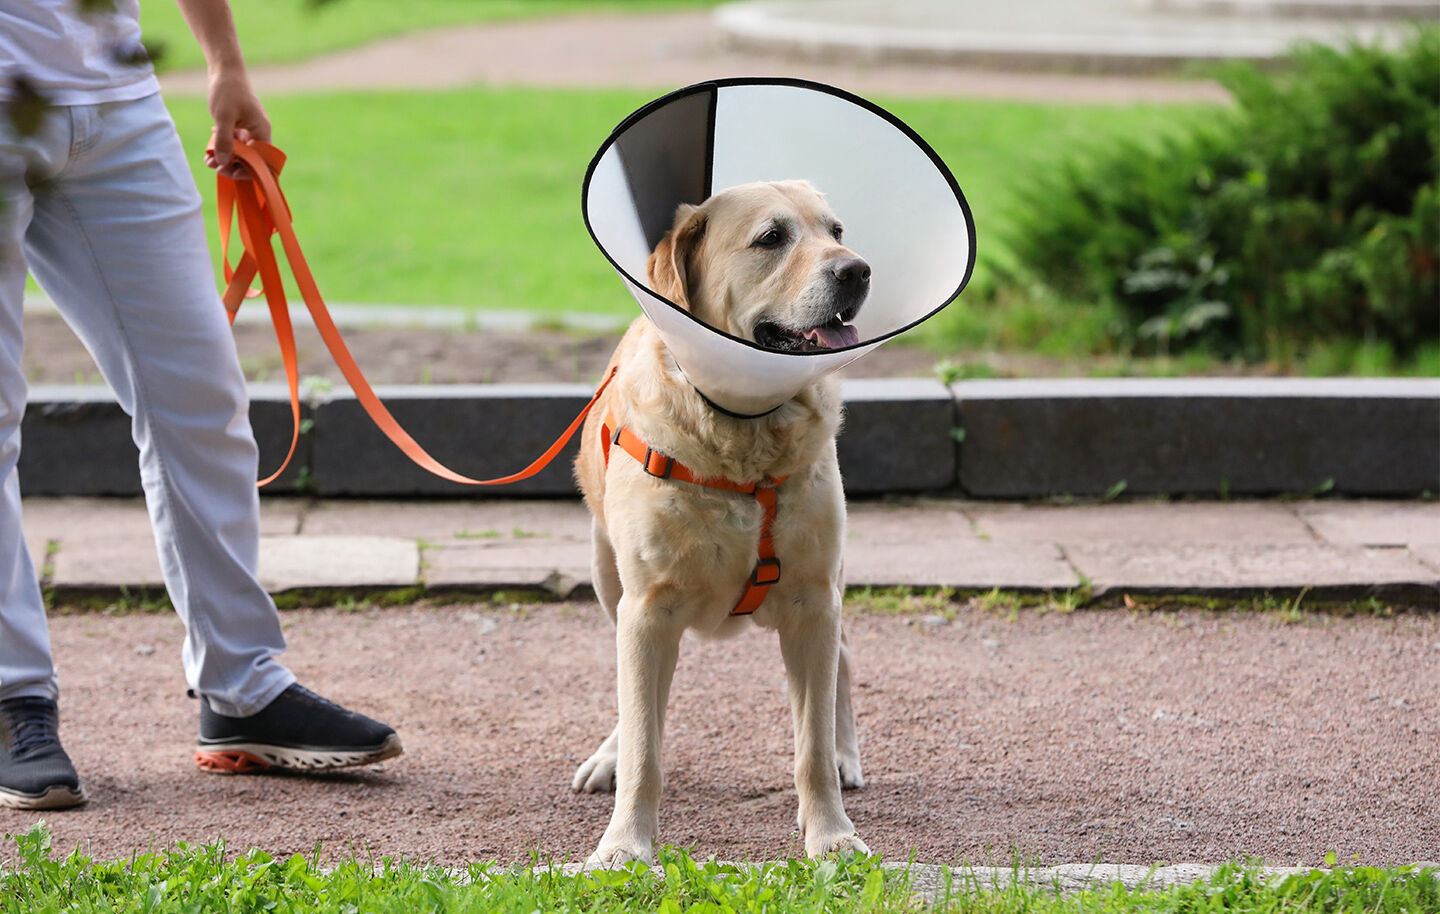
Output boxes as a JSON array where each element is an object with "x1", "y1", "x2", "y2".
[
  {"x1": 164, "y1": 88, "x2": 1206, "y2": 325},
  {"x1": 3, "y1": 824, "x2": 1435, "y2": 913},
  {"x1": 140, "y1": 0, "x2": 723, "y2": 72}
]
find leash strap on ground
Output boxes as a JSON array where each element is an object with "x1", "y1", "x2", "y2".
[
  {"x1": 212, "y1": 140, "x2": 616, "y2": 487},
  {"x1": 601, "y1": 414, "x2": 786, "y2": 616}
]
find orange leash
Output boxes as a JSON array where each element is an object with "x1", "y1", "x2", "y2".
[
  {"x1": 212, "y1": 140, "x2": 615, "y2": 487},
  {"x1": 601, "y1": 414, "x2": 786, "y2": 616}
]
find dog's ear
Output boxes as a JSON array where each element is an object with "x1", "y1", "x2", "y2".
[{"x1": 647, "y1": 204, "x2": 706, "y2": 311}]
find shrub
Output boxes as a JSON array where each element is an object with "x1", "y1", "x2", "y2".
[{"x1": 1002, "y1": 27, "x2": 1440, "y2": 363}]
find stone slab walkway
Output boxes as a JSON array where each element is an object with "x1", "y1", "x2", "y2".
[{"x1": 24, "y1": 496, "x2": 1439, "y2": 604}]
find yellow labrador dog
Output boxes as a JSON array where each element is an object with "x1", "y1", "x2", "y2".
[{"x1": 572, "y1": 180, "x2": 870, "y2": 866}]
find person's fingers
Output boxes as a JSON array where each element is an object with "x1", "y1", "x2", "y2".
[
  {"x1": 210, "y1": 123, "x2": 234, "y2": 169},
  {"x1": 245, "y1": 113, "x2": 272, "y2": 145}
]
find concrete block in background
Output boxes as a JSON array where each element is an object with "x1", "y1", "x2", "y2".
[
  {"x1": 838, "y1": 378, "x2": 956, "y2": 493},
  {"x1": 20, "y1": 387, "x2": 137, "y2": 495},
  {"x1": 310, "y1": 384, "x2": 594, "y2": 496},
  {"x1": 953, "y1": 378, "x2": 1440, "y2": 498},
  {"x1": 247, "y1": 384, "x2": 314, "y2": 494},
  {"x1": 18, "y1": 385, "x2": 310, "y2": 496}
]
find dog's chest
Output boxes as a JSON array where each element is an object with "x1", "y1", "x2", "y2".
[{"x1": 607, "y1": 458, "x2": 845, "y2": 625}]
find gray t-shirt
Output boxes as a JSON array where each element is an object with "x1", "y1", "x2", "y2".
[{"x1": 0, "y1": 0, "x2": 159, "y2": 105}]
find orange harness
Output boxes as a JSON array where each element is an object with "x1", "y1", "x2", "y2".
[
  {"x1": 601, "y1": 414, "x2": 787, "y2": 616},
  {"x1": 212, "y1": 140, "x2": 614, "y2": 487}
]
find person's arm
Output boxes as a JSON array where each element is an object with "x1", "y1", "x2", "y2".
[{"x1": 174, "y1": 0, "x2": 270, "y2": 179}]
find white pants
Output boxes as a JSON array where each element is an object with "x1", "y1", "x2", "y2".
[{"x1": 0, "y1": 93, "x2": 295, "y2": 717}]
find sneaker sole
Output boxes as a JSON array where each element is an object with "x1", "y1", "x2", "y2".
[
  {"x1": 0, "y1": 783, "x2": 86, "y2": 810},
  {"x1": 194, "y1": 733, "x2": 403, "y2": 774}
]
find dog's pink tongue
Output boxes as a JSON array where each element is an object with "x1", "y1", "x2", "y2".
[{"x1": 804, "y1": 322, "x2": 860, "y2": 350}]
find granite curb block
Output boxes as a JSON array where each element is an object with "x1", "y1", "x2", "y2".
[
  {"x1": 715, "y1": 0, "x2": 1431, "y2": 71},
  {"x1": 20, "y1": 378, "x2": 1439, "y2": 499},
  {"x1": 534, "y1": 860, "x2": 1436, "y2": 899},
  {"x1": 952, "y1": 378, "x2": 1440, "y2": 499}
]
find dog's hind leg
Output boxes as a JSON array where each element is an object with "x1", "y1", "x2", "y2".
[
  {"x1": 835, "y1": 626, "x2": 864, "y2": 790},
  {"x1": 591, "y1": 518, "x2": 623, "y2": 624},
  {"x1": 574, "y1": 520, "x2": 624, "y2": 793},
  {"x1": 779, "y1": 610, "x2": 869, "y2": 858},
  {"x1": 589, "y1": 597, "x2": 683, "y2": 867},
  {"x1": 574, "y1": 724, "x2": 620, "y2": 793}
]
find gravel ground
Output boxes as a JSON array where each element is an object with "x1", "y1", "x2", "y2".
[
  {"x1": 18, "y1": 310, "x2": 946, "y2": 386},
  {"x1": 4, "y1": 602, "x2": 1436, "y2": 867}
]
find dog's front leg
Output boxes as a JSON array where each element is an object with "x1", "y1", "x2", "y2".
[
  {"x1": 779, "y1": 612, "x2": 870, "y2": 858},
  {"x1": 589, "y1": 598, "x2": 682, "y2": 867}
]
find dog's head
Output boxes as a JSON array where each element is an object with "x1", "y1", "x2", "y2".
[{"x1": 646, "y1": 181, "x2": 869, "y2": 353}]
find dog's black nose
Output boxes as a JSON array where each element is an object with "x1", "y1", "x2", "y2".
[{"x1": 832, "y1": 257, "x2": 871, "y2": 290}]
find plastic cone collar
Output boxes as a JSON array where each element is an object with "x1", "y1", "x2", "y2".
[{"x1": 583, "y1": 78, "x2": 976, "y2": 416}]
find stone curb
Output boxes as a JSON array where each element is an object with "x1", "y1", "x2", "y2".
[
  {"x1": 20, "y1": 378, "x2": 1439, "y2": 499},
  {"x1": 533, "y1": 860, "x2": 1438, "y2": 899},
  {"x1": 715, "y1": 0, "x2": 1431, "y2": 71}
]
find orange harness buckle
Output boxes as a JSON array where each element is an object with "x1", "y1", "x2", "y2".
[
  {"x1": 642, "y1": 447, "x2": 675, "y2": 479},
  {"x1": 751, "y1": 556, "x2": 783, "y2": 587}
]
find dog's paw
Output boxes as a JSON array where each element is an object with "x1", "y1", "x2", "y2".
[
  {"x1": 586, "y1": 842, "x2": 652, "y2": 868},
  {"x1": 572, "y1": 749, "x2": 619, "y2": 793},
  {"x1": 837, "y1": 755, "x2": 865, "y2": 790},
  {"x1": 807, "y1": 831, "x2": 871, "y2": 859}
]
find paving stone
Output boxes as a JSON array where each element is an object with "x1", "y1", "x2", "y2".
[
  {"x1": 969, "y1": 501, "x2": 1314, "y2": 545},
  {"x1": 50, "y1": 537, "x2": 164, "y2": 589},
  {"x1": 1067, "y1": 542, "x2": 1438, "y2": 596},
  {"x1": 422, "y1": 542, "x2": 591, "y2": 595},
  {"x1": 1296, "y1": 500, "x2": 1440, "y2": 547},
  {"x1": 257, "y1": 498, "x2": 305, "y2": 536},
  {"x1": 301, "y1": 498, "x2": 591, "y2": 543},
  {"x1": 256, "y1": 535, "x2": 418, "y2": 591},
  {"x1": 846, "y1": 501, "x2": 1078, "y2": 589},
  {"x1": 23, "y1": 527, "x2": 46, "y2": 580},
  {"x1": 29, "y1": 498, "x2": 162, "y2": 589},
  {"x1": 1409, "y1": 544, "x2": 1440, "y2": 574}
]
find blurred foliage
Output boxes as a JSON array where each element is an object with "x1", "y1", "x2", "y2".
[
  {"x1": 998, "y1": 28, "x2": 1440, "y2": 364},
  {"x1": 3, "y1": 75, "x2": 48, "y2": 137}
]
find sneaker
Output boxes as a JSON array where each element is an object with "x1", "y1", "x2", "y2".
[
  {"x1": 194, "y1": 684, "x2": 403, "y2": 774},
  {"x1": 0, "y1": 697, "x2": 86, "y2": 810}
]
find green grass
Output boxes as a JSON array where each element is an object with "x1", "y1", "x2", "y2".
[
  {"x1": 139, "y1": 0, "x2": 722, "y2": 73},
  {"x1": 4, "y1": 824, "x2": 1435, "y2": 913},
  {"x1": 162, "y1": 88, "x2": 1203, "y2": 322}
]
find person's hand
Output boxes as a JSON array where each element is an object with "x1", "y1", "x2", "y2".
[{"x1": 203, "y1": 69, "x2": 270, "y2": 180}]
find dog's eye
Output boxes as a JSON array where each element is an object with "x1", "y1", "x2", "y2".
[
  {"x1": 753, "y1": 227, "x2": 786, "y2": 248},
  {"x1": 831, "y1": 223, "x2": 844, "y2": 241}
]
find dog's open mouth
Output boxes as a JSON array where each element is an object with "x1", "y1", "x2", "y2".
[{"x1": 754, "y1": 313, "x2": 861, "y2": 353}]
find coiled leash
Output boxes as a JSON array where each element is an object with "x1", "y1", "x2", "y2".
[
  {"x1": 600, "y1": 414, "x2": 788, "y2": 615},
  {"x1": 211, "y1": 140, "x2": 614, "y2": 487}
]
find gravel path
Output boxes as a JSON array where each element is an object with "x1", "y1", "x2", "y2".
[
  {"x1": 158, "y1": 10, "x2": 1229, "y2": 104},
  {"x1": 4, "y1": 603, "x2": 1435, "y2": 867}
]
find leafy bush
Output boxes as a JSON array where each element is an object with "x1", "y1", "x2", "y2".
[{"x1": 1003, "y1": 27, "x2": 1440, "y2": 363}]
